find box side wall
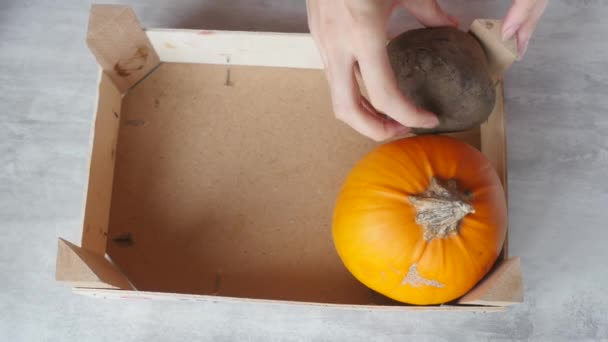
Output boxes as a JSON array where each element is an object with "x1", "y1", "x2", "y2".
[
  {"x1": 480, "y1": 81, "x2": 510, "y2": 259},
  {"x1": 146, "y1": 29, "x2": 323, "y2": 69},
  {"x1": 73, "y1": 288, "x2": 505, "y2": 312},
  {"x1": 81, "y1": 71, "x2": 122, "y2": 255}
]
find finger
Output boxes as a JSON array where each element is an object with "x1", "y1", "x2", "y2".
[
  {"x1": 327, "y1": 60, "x2": 407, "y2": 141},
  {"x1": 502, "y1": 0, "x2": 537, "y2": 40},
  {"x1": 401, "y1": 0, "x2": 459, "y2": 27},
  {"x1": 345, "y1": 0, "x2": 393, "y2": 20},
  {"x1": 515, "y1": 24, "x2": 533, "y2": 59},
  {"x1": 305, "y1": 0, "x2": 316, "y2": 29},
  {"x1": 361, "y1": 96, "x2": 412, "y2": 133},
  {"x1": 354, "y1": 31, "x2": 438, "y2": 129},
  {"x1": 306, "y1": 0, "x2": 331, "y2": 68},
  {"x1": 515, "y1": 0, "x2": 548, "y2": 57}
]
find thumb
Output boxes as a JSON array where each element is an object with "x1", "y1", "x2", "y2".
[
  {"x1": 401, "y1": 0, "x2": 459, "y2": 27},
  {"x1": 356, "y1": 44, "x2": 439, "y2": 129}
]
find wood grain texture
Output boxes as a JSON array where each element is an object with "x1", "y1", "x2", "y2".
[
  {"x1": 72, "y1": 288, "x2": 506, "y2": 312},
  {"x1": 103, "y1": 60, "x2": 504, "y2": 306},
  {"x1": 459, "y1": 257, "x2": 523, "y2": 306},
  {"x1": 482, "y1": 81, "x2": 510, "y2": 259},
  {"x1": 80, "y1": 71, "x2": 121, "y2": 255},
  {"x1": 55, "y1": 239, "x2": 133, "y2": 289},
  {"x1": 147, "y1": 29, "x2": 323, "y2": 68},
  {"x1": 87, "y1": 5, "x2": 161, "y2": 93},
  {"x1": 106, "y1": 62, "x2": 378, "y2": 304}
]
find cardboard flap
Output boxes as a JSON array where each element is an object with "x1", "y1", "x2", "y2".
[
  {"x1": 469, "y1": 19, "x2": 518, "y2": 78},
  {"x1": 458, "y1": 257, "x2": 523, "y2": 306},
  {"x1": 56, "y1": 238, "x2": 133, "y2": 290},
  {"x1": 87, "y1": 5, "x2": 160, "y2": 93}
]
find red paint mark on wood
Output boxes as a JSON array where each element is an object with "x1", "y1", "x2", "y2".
[{"x1": 198, "y1": 30, "x2": 214, "y2": 35}]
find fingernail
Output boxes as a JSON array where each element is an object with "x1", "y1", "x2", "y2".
[{"x1": 502, "y1": 25, "x2": 516, "y2": 41}]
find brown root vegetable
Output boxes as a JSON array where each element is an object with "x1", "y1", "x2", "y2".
[{"x1": 387, "y1": 27, "x2": 496, "y2": 134}]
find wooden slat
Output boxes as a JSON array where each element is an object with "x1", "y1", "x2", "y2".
[
  {"x1": 87, "y1": 5, "x2": 161, "y2": 93},
  {"x1": 481, "y1": 83, "x2": 508, "y2": 189},
  {"x1": 81, "y1": 71, "x2": 121, "y2": 255},
  {"x1": 56, "y1": 239, "x2": 133, "y2": 290},
  {"x1": 481, "y1": 82, "x2": 510, "y2": 259},
  {"x1": 147, "y1": 29, "x2": 323, "y2": 69},
  {"x1": 73, "y1": 288, "x2": 505, "y2": 312}
]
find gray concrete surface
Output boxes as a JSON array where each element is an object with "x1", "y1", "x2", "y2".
[{"x1": 1, "y1": 1, "x2": 607, "y2": 341}]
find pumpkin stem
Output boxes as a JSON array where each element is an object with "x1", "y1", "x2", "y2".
[{"x1": 408, "y1": 177, "x2": 475, "y2": 241}]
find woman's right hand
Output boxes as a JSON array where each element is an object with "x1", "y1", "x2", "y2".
[{"x1": 306, "y1": 0, "x2": 458, "y2": 141}]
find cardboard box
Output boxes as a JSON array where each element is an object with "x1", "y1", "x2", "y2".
[{"x1": 56, "y1": 5, "x2": 523, "y2": 311}]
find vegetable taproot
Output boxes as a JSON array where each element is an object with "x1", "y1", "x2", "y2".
[{"x1": 387, "y1": 27, "x2": 495, "y2": 134}]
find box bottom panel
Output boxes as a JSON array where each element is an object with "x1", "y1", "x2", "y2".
[{"x1": 107, "y1": 63, "x2": 482, "y2": 304}]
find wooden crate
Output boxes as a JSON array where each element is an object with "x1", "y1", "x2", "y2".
[{"x1": 56, "y1": 5, "x2": 522, "y2": 311}]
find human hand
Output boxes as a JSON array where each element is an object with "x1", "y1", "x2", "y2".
[
  {"x1": 502, "y1": 0, "x2": 548, "y2": 57},
  {"x1": 306, "y1": 0, "x2": 457, "y2": 141}
]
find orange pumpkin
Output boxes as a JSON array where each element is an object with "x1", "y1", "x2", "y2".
[{"x1": 333, "y1": 135, "x2": 507, "y2": 305}]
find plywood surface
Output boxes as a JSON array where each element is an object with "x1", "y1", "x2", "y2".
[
  {"x1": 80, "y1": 72, "x2": 122, "y2": 255},
  {"x1": 55, "y1": 239, "x2": 133, "y2": 290},
  {"x1": 105, "y1": 62, "x2": 490, "y2": 304},
  {"x1": 87, "y1": 5, "x2": 161, "y2": 93},
  {"x1": 108, "y1": 63, "x2": 377, "y2": 303},
  {"x1": 147, "y1": 29, "x2": 322, "y2": 69},
  {"x1": 72, "y1": 288, "x2": 505, "y2": 312}
]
